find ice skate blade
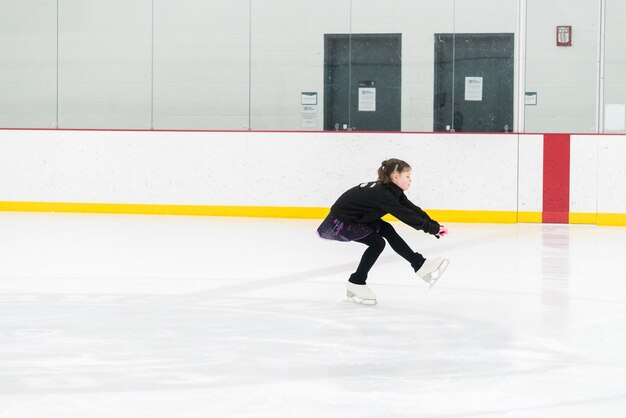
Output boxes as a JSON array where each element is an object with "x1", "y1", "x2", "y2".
[
  {"x1": 427, "y1": 258, "x2": 450, "y2": 289},
  {"x1": 345, "y1": 290, "x2": 377, "y2": 305},
  {"x1": 345, "y1": 296, "x2": 377, "y2": 305}
]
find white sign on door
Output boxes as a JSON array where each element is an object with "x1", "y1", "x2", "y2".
[
  {"x1": 358, "y1": 87, "x2": 376, "y2": 112},
  {"x1": 465, "y1": 77, "x2": 483, "y2": 101}
]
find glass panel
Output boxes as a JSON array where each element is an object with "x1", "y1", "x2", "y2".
[
  {"x1": 153, "y1": 0, "x2": 250, "y2": 130},
  {"x1": 603, "y1": 0, "x2": 626, "y2": 133},
  {"x1": 58, "y1": 0, "x2": 152, "y2": 129},
  {"x1": 250, "y1": 0, "x2": 350, "y2": 131},
  {"x1": 450, "y1": 0, "x2": 517, "y2": 133},
  {"x1": 2, "y1": 1, "x2": 624, "y2": 133},
  {"x1": 524, "y1": 0, "x2": 599, "y2": 133},
  {"x1": 348, "y1": 0, "x2": 454, "y2": 132},
  {"x1": 0, "y1": 0, "x2": 57, "y2": 128}
]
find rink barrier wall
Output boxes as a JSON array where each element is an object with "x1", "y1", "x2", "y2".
[
  {"x1": 0, "y1": 129, "x2": 625, "y2": 226},
  {"x1": 0, "y1": 201, "x2": 516, "y2": 223},
  {"x1": 1, "y1": 201, "x2": 625, "y2": 226}
]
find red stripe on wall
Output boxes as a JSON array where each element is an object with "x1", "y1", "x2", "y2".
[{"x1": 542, "y1": 134, "x2": 570, "y2": 223}]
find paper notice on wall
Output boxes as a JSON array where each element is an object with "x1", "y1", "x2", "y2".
[
  {"x1": 301, "y1": 92, "x2": 317, "y2": 105},
  {"x1": 358, "y1": 87, "x2": 376, "y2": 111},
  {"x1": 301, "y1": 105, "x2": 317, "y2": 128},
  {"x1": 465, "y1": 77, "x2": 483, "y2": 101},
  {"x1": 605, "y1": 104, "x2": 625, "y2": 130},
  {"x1": 525, "y1": 92, "x2": 538, "y2": 106}
]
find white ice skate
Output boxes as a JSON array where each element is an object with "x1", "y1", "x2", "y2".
[
  {"x1": 346, "y1": 283, "x2": 377, "y2": 305},
  {"x1": 416, "y1": 257, "x2": 450, "y2": 289}
]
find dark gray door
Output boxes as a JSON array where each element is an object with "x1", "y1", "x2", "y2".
[
  {"x1": 434, "y1": 33, "x2": 514, "y2": 132},
  {"x1": 324, "y1": 34, "x2": 401, "y2": 132}
]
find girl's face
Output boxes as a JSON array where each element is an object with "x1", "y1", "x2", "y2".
[{"x1": 391, "y1": 168, "x2": 412, "y2": 191}]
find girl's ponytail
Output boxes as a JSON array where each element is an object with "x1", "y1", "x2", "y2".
[{"x1": 377, "y1": 158, "x2": 411, "y2": 184}]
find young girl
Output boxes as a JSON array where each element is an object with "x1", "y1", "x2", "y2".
[{"x1": 317, "y1": 158, "x2": 449, "y2": 303}]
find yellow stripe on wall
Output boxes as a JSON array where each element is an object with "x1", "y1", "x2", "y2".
[
  {"x1": 569, "y1": 212, "x2": 597, "y2": 224},
  {"x1": 517, "y1": 211, "x2": 543, "y2": 223},
  {"x1": 596, "y1": 213, "x2": 626, "y2": 226},
  {"x1": 0, "y1": 201, "x2": 330, "y2": 219},
  {"x1": 417, "y1": 210, "x2": 518, "y2": 224},
  {"x1": 0, "y1": 201, "x2": 515, "y2": 223},
  {"x1": 0, "y1": 201, "x2": 624, "y2": 225}
]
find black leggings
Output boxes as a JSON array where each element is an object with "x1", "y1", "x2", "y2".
[{"x1": 349, "y1": 220, "x2": 425, "y2": 285}]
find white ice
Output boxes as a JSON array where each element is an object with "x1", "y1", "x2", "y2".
[{"x1": 1, "y1": 212, "x2": 626, "y2": 418}]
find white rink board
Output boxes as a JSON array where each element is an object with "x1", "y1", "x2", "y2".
[
  {"x1": 0, "y1": 130, "x2": 248, "y2": 205},
  {"x1": 517, "y1": 134, "x2": 543, "y2": 213},
  {"x1": 246, "y1": 132, "x2": 518, "y2": 210},
  {"x1": 570, "y1": 135, "x2": 598, "y2": 214},
  {"x1": 598, "y1": 135, "x2": 626, "y2": 213},
  {"x1": 0, "y1": 130, "x2": 519, "y2": 212}
]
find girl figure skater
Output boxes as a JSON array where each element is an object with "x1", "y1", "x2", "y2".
[{"x1": 317, "y1": 158, "x2": 449, "y2": 303}]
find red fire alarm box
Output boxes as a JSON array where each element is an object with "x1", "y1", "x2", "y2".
[{"x1": 556, "y1": 26, "x2": 572, "y2": 46}]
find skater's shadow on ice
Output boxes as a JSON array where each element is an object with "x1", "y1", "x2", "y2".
[{"x1": 178, "y1": 229, "x2": 514, "y2": 302}]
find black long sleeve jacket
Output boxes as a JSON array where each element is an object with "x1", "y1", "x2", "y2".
[{"x1": 330, "y1": 181, "x2": 440, "y2": 235}]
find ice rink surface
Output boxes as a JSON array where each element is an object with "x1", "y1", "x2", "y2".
[{"x1": 1, "y1": 212, "x2": 625, "y2": 418}]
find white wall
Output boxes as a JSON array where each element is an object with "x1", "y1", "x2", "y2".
[
  {"x1": 154, "y1": 0, "x2": 250, "y2": 130},
  {"x1": 246, "y1": 132, "x2": 518, "y2": 210},
  {"x1": 569, "y1": 133, "x2": 626, "y2": 216},
  {"x1": 597, "y1": 135, "x2": 626, "y2": 213},
  {"x1": 59, "y1": 0, "x2": 153, "y2": 129},
  {"x1": 524, "y1": 0, "x2": 599, "y2": 133},
  {"x1": 516, "y1": 134, "x2": 618, "y2": 218},
  {"x1": 0, "y1": 130, "x2": 517, "y2": 212},
  {"x1": 250, "y1": 0, "x2": 351, "y2": 131},
  {"x1": 0, "y1": 0, "x2": 57, "y2": 128},
  {"x1": 0, "y1": 130, "x2": 246, "y2": 205},
  {"x1": 604, "y1": 0, "x2": 626, "y2": 132},
  {"x1": 1, "y1": 130, "x2": 624, "y2": 221},
  {"x1": 570, "y1": 135, "x2": 598, "y2": 214},
  {"x1": 518, "y1": 134, "x2": 543, "y2": 213}
]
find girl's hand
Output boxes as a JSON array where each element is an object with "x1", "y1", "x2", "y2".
[{"x1": 436, "y1": 226, "x2": 449, "y2": 238}]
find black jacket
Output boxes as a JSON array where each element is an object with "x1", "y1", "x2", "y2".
[{"x1": 330, "y1": 181, "x2": 440, "y2": 235}]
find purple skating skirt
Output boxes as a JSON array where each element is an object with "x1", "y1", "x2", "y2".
[{"x1": 316, "y1": 213, "x2": 379, "y2": 242}]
